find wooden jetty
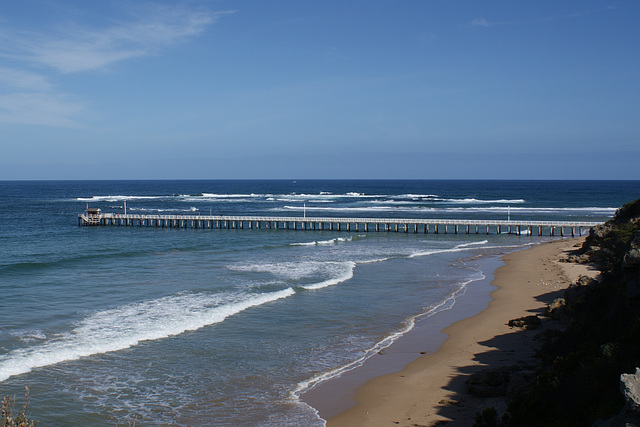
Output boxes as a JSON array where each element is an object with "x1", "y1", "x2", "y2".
[{"x1": 78, "y1": 210, "x2": 602, "y2": 237}]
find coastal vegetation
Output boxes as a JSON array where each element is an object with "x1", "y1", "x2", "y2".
[
  {"x1": 474, "y1": 198, "x2": 640, "y2": 426},
  {"x1": 1, "y1": 387, "x2": 36, "y2": 427}
]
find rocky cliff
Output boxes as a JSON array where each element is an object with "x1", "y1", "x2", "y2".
[{"x1": 488, "y1": 199, "x2": 640, "y2": 427}]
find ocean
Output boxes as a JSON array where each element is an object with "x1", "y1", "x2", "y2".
[{"x1": 0, "y1": 180, "x2": 637, "y2": 426}]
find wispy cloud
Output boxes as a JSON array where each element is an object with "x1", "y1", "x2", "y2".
[
  {"x1": 0, "y1": 92, "x2": 82, "y2": 127},
  {"x1": 470, "y1": 17, "x2": 513, "y2": 28},
  {"x1": 471, "y1": 18, "x2": 491, "y2": 28},
  {"x1": 544, "y1": 4, "x2": 620, "y2": 22},
  {"x1": 0, "y1": 4, "x2": 229, "y2": 127},
  {"x1": 1, "y1": 5, "x2": 228, "y2": 73},
  {"x1": 0, "y1": 67, "x2": 52, "y2": 91},
  {"x1": 0, "y1": 67, "x2": 80, "y2": 127}
]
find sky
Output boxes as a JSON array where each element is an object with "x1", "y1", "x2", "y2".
[{"x1": 0, "y1": 1, "x2": 638, "y2": 180}]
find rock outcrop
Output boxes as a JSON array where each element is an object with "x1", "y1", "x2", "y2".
[
  {"x1": 621, "y1": 368, "x2": 640, "y2": 412},
  {"x1": 500, "y1": 199, "x2": 640, "y2": 427},
  {"x1": 595, "y1": 368, "x2": 640, "y2": 426},
  {"x1": 507, "y1": 315, "x2": 541, "y2": 330}
]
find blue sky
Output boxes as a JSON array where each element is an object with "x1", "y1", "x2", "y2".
[{"x1": 1, "y1": 1, "x2": 638, "y2": 180}]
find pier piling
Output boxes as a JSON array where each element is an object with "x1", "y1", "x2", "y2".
[{"x1": 78, "y1": 212, "x2": 601, "y2": 237}]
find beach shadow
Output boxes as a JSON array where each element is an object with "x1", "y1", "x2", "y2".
[
  {"x1": 532, "y1": 288, "x2": 565, "y2": 310},
  {"x1": 429, "y1": 287, "x2": 568, "y2": 426}
]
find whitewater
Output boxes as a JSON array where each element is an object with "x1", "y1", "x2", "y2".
[{"x1": 1, "y1": 179, "x2": 636, "y2": 425}]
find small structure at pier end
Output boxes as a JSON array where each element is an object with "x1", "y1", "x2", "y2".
[{"x1": 81, "y1": 207, "x2": 102, "y2": 226}]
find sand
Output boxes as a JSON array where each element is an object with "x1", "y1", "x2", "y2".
[{"x1": 326, "y1": 237, "x2": 598, "y2": 426}]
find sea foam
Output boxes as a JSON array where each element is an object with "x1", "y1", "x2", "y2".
[
  {"x1": 0, "y1": 288, "x2": 294, "y2": 383},
  {"x1": 294, "y1": 272, "x2": 484, "y2": 397},
  {"x1": 408, "y1": 240, "x2": 489, "y2": 258},
  {"x1": 228, "y1": 260, "x2": 356, "y2": 291},
  {"x1": 301, "y1": 262, "x2": 356, "y2": 290},
  {"x1": 290, "y1": 236, "x2": 353, "y2": 246}
]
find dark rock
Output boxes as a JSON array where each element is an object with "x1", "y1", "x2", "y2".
[
  {"x1": 623, "y1": 248, "x2": 640, "y2": 268},
  {"x1": 594, "y1": 368, "x2": 640, "y2": 426},
  {"x1": 504, "y1": 200, "x2": 640, "y2": 426},
  {"x1": 563, "y1": 275, "x2": 595, "y2": 309},
  {"x1": 621, "y1": 368, "x2": 640, "y2": 413},
  {"x1": 545, "y1": 297, "x2": 566, "y2": 319},
  {"x1": 563, "y1": 253, "x2": 591, "y2": 263},
  {"x1": 508, "y1": 315, "x2": 541, "y2": 329},
  {"x1": 573, "y1": 274, "x2": 595, "y2": 287}
]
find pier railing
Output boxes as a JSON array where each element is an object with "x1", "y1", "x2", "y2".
[{"x1": 79, "y1": 212, "x2": 602, "y2": 237}]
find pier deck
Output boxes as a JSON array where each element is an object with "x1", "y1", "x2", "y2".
[{"x1": 79, "y1": 212, "x2": 602, "y2": 237}]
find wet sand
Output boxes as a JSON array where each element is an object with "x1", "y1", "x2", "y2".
[{"x1": 322, "y1": 237, "x2": 595, "y2": 426}]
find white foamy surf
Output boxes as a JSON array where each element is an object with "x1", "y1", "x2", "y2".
[
  {"x1": 290, "y1": 237, "x2": 353, "y2": 246},
  {"x1": 293, "y1": 272, "x2": 485, "y2": 398},
  {"x1": 0, "y1": 288, "x2": 295, "y2": 382},
  {"x1": 408, "y1": 240, "x2": 489, "y2": 258},
  {"x1": 227, "y1": 260, "x2": 357, "y2": 291},
  {"x1": 301, "y1": 262, "x2": 356, "y2": 290}
]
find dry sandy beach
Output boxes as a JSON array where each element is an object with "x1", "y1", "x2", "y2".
[{"x1": 326, "y1": 237, "x2": 597, "y2": 426}]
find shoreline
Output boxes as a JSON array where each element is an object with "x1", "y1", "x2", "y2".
[
  {"x1": 314, "y1": 237, "x2": 595, "y2": 426},
  {"x1": 300, "y1": 255, "x2": 502, "y2": 419}
]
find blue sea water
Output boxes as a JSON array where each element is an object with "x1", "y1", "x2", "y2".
[{"x1": 0, "y1": 180, "x2": 638, "y2": 426}]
